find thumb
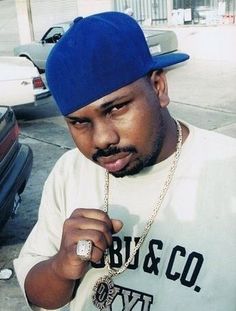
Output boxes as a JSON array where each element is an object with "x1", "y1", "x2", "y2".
[{"x1": 111, "y1": 219, "x2": 123, "y2": 233}]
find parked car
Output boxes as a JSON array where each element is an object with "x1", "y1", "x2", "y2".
[
  {"x1": 14, "y1": 22, "x2": 71, "y2": 72},
  {"x1": 0, "y1": 105, "x2": 33, "y2": 229},
  {"x1": 0, "y1": 56, "x2": 50, "y2": 107},
  {"x1": 14, "y1": 20, "x2": 178, "y2": 72}
]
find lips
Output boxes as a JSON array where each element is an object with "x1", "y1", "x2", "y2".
[{"x1": 97, "y1": 152, "x2": 133, "y2": 173}]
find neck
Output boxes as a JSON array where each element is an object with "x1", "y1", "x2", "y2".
[{"x1": 156, "y1": 112, "x2": 189, "y2": 163}]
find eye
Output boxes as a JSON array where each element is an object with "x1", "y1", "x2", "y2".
[
  {"x1": 67, "y1": 118, "x2": 90, "y2": 129},
  {"x1": 108, "y1": 102, "x2": 129, "y2": 115}
]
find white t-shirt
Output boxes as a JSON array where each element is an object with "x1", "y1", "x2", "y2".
[{"x1": 14, "y1": 123, "x2": 236, "y2": 310}]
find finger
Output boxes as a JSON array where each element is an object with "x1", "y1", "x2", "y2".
[
  {"x1": 90, "y1": 245, "x2": 105, "y2": 263},
  {"x1": 111, "y1": 219, "x2": 123, "y2": 233},
  {"x1": 73, "y1": 242, "x2": 105, "y2": 264},
  {"x1": 72, "y1": 216, "x2": 113, "y2": 247},
  {"x1": 71, "y1": 208, "x2": 113, "y2": 230},
  {"x1": 75, "y1": 229, "x2": 109, "y2": 253},
  {"x1": 72, "y1": 209, "x2": 123, "y2": 236}
]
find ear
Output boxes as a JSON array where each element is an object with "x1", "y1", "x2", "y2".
[{"x1": 150, "y1": 70, "x2": 170, "y2": 108}]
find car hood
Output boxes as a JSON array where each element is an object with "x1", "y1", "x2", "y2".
[{"x1": 0, "y1": 56, "x2": 38, "y2": 80}]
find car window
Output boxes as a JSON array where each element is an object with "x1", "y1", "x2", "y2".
[{"x1": 42, "y1": 27, "x2": 64, "y2": 44}]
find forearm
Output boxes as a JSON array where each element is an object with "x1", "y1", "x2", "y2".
[{"x1": 25, "y1": 257, "x2": 76, "y2": 309}]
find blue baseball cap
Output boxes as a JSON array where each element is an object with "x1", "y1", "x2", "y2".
[{"x1": 46, "y1": 11, "x2": 189, "y2": 116}]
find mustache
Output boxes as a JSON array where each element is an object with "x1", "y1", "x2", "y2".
[{"x1": 92, "y1": 146, "x2": 137, "y2": 162}]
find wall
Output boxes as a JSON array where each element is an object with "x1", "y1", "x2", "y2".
[{"x1": 77, "y1": 0, "x2": 113, "y2": 16}]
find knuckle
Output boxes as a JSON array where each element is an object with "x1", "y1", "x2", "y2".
[
  {"x1": 71, "y1": 208, "x2": 83, "y2": 217},
  {"x1": 63, "y1": 218, "x2": 73, "y2": 230},
  {"x1": 93, "y1": 231, "x2": 104, "y2": 244},
  {"x1": 100, "y1": 222, "x2": 110, "y2": 234},
  {"x1": 100, "y1": 211, "x2": 110, "y2": 223}
]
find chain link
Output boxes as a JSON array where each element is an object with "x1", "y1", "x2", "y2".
[{"x1": 103, "y1": 120, "x2": 183, "y2": 277}]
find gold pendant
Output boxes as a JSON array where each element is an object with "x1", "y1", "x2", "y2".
[{"x1": 92, "y1": 275, "x2": 116, "y2": 309}]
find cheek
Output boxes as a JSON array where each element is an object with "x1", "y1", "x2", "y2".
[
  {"x1": 122, "y1": 109, "x2": 159, "y2": 148},
  {"x1": 69, "y1": 128, "x2": 93, "y2": 158}
]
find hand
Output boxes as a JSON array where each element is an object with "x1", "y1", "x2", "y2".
[{"x1": 51, "y1": 208, "x2": 123, "y2": 281}]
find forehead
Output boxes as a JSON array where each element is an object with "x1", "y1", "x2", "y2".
[{"x1": 67, "y1": 77, "x2": 149, "y2": 116}]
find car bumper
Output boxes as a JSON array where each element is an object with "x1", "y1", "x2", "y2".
[
  {"x1": 35, "y1": 89, "x2": 51, "y2": 100},
  {"x1": 35, "y1": 89, "x2": 51, "y2": 105},
  {"x1": 12, "y1": 90, "x2": 51, "y2": 109},
  {"x1": 0, "y1": 143, "x2": 33, "y2": 228}
]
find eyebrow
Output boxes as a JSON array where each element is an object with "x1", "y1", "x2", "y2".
[
  {"x1": 64, "y1": 115, "x2": 88, "y2": 122},
  {"x1": 100, "y1": 94, "x2": 131, "y2": 110}
]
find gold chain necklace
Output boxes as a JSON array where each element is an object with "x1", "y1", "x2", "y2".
[{"x1": 92, "y1": 120, "x2": 183, "y2": 310}]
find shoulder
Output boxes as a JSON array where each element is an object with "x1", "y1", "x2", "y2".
[
  {"x1": 56, "y1": 147, "x2": 83, "y2": 165},
  {"x1": 45, "y1": 147, "x2": 104, "y2": 187},
  {"x1": 53, "y1": 148, "x2": 83, "y2": 173},
  {"x1": 45, "y1": 148, "x2": 89, "y2": 184},
  {"x1": 185, "y1": 122, "x2": 236, "y2": 158}
]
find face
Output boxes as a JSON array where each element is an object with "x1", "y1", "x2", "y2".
[{"x1": 65, "y1": 75, "x2": 167, "y2": 177}]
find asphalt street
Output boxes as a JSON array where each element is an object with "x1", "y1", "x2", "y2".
[{"x1": 0, "y1": 4, "x2": 236, "y2": 310}]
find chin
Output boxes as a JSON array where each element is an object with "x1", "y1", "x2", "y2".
[
  {"x1": 110, "y1": 149, "x2": 162, "y2": 178},
  {"x1": 111, "y1": 161, "x2": 145, "y2": 178}
]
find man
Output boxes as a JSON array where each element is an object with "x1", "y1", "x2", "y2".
[
  {"x1": 14, "y1": 12, "x2": 236, "y2": 311},
  {"x1": 124, "y1": 7, "x2": 134, "y2": 17}
]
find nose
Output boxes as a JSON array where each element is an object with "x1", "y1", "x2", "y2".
[{"x1": 93, "y1": 120, "x2": 119, "y2": 150}]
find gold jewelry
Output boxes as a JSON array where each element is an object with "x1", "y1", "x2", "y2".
[
  {"x1": 76, "y1": 240, "x2": 93, "y2": 261},
  {"x1": 92, "y1": 120, "x2": 183, "y2": 309}
]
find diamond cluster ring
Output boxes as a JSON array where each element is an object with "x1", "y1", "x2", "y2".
[{"x1": 76, "y1": 240, "x2": 93, "y2": 261}]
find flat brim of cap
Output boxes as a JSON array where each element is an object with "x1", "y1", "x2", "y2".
[{"x1": 151, "y1": 52, "x2": 189, "y2": 69}]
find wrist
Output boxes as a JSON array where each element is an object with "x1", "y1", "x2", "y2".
[{"x1": 50, "y1": 255, "x2": 75, "y2": 284}]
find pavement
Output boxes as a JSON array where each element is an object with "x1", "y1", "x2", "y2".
[
  {"x1": 0, "y1": 11, "x2": 236, "y2": 311},
  {"x1": 162, "y1": 23, "x2": 236, "y2": 138}
]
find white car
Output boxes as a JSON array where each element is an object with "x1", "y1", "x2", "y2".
[
  {"x1": 14, "y1": 22, "x2": 71, "y2": 72},
  {"x1": 14, "y1": 21, "x2": 178, "y2": 72},
  {"x1": 0, "y1": 56, "x2": 50, "y2": 107}
]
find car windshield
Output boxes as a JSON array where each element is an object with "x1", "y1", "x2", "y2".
[{"x1": 42, "y1": 27, "x2": 64, "y2": 43}]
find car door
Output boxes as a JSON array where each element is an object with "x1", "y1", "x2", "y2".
[{"x1": 0, "y1": 57, "x2": 36, "y2": 106}]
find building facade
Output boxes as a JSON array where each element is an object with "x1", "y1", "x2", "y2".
[
  {"x1": 12, "y1": 0, "x2": 236, "y2": 46},
  {"x1": 114, "y1": 0, "x2": 236, "y2": 25}
]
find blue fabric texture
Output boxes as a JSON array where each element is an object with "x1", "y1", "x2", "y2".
[{"x1": 46, "y1": 11, "x2": 189, "y2": 116}]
